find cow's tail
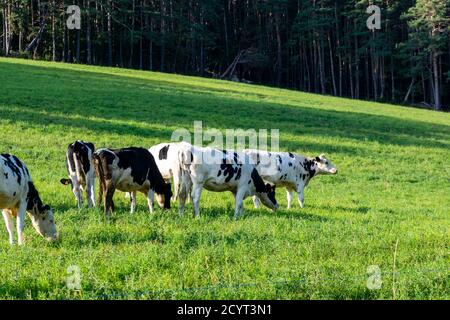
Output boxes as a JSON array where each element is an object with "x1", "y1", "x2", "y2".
[
  {"x1": 177, "y1": 145, "x2": 193, "y2": 203},
  {"x1": 92, "y1": 152, "x2": 105, "y2": 206},
  {"x1": 178, "y1": 145, "x2": 193, "y2": 172},
  {"x1": 72, "y1": 149, "x2": 85, "y2": 185}
]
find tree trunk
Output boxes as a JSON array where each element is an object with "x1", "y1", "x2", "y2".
[
  {"x1": 86, "y1": 0, "x2": 92, "y2": 64},
  {"x1": 107, "y1": 0, "x2": 113, "y2": 66},
  {"x1": 52, "y1": 1, "x2": 56, "y2": 61},
  {"x1": 274, "y1": 11, "x2": 282, "y2": 86},
  {"x1": 328, "y1": 33, "x2": 337, "y2": 96},
  {"x1": 432, "y1": 51, "x2": 441, "y2": 110},
  {"x1": 160, "y1": 0, "x2": 166, "y2": 72}
]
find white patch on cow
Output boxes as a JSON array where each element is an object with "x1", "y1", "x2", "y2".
[{"x1": 149, "y1": 142, "x2": 193, "y2": 214}]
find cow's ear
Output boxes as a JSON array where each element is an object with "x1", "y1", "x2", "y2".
[
  {"x1": 315, "y1": 157, "x2": 321, "y2": 162},
  {"x1": 265, "y1": 183, "x2": 272, "y2": 192},
  {"x1": 60, "y1": 179, "x2": 70, "y2": 185}
]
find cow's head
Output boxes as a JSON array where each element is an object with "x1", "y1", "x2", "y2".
[
  {"x1": 156, "y1": 183, "x2": 173, "y2": 210},
  {"x1": 256, "y1": 183, "x2": 278, "y2": 211},
  {"x1": 26, "y1": 182, "x2": 58, "y2": 242},
  {"x1": 28, "y1": 204, "x2": 58, "y2": 242},
  {"x1": 314, "y1": 154, "x2": 338, "y2": 175}
]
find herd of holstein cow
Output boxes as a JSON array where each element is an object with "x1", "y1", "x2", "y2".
[{"x1": 0, "y1": 140, "x2": 338, "y2": 245}]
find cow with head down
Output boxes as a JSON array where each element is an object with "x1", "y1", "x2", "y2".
[
  {"x1": 243, "y1": 150, "x2": 338, "y2": 209},
  {"x1": 179, "y1": 145, "x2": 278, "y2": 218},
  {"x1": 93, "y1": 147, "x2": 173, "y2": 217},
  {"x1": 0, "y1": 154, "x2": 58, "y2": 245}
]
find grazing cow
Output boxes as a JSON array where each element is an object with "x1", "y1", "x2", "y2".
[
  {"x1": 93, "y1": 147, "x2": 173, "y2": 216},
  {"x1": 179, "y1": 145, "x2": 278, "y2": 218},
  {"x1": 60, "y1": 140, "x2": 96, "y2": 208},
  {"x1": 0, "y1": 154, "x2": 58, "y2": 245},
  {"x1": 243, "y1": 150, "x2": 338, "y2": 209},
  {"x1": 149, "y1": 142, "x2": 192, "y2": 205}
]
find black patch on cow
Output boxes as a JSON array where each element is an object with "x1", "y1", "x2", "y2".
[
  {"x1": 303, "y1": 159, "x2": 317, "y2": 178},
  {"x1": 12, "y1": 155, "x2": 24, "y2": 170},
  {"x1": 233, "y1": 152, "x2": 239, "y2": 164},
  {"x1": 159, "y1": 145, "x2": 170, "y2": 160},
  {"x1": 288, "y1": 162, "x2": 293, "y2": 167},
  {"x1": 277, "y1": 155, "x2": 282, "y2": 164},
  {"x1": 251, "y1": 168, "x2": 267, "y2": 193},
  {"x1": 1, "y1": 154, "x2": 22, "y2": 185},
  {"x1": 289, "y1": 153, "x2": 295, "y2": 158},
  {"x1": 248, "y1": 180, "x2": 252, "y2": 184},
  {"x1": 73, "y1": 140, "x2": 94, "y2": 174},
  {"x1": 217, "y1": 170, "x2": 222, "y2": 177},
  {"x1": 116, "y1": 148, "x2": 152, "y2": 185},
  {"x1": 220, "y1": 163, "x2": 235, "y2": 183},
  {"x1": 13, "y1": 192, "x2": 16, "y2": 196},
  {"x1": 266, "y1": 184, "x2": 277, "y2": 206},
  {"x1": 66, "y1": 143, "x2": 76, "y2": 173},
  {"x1": 235, "y1": 167, "x2": 242, "y2": 180},
  {"x1": 3, "y1": 172, "x2": 8, "y2": 179},
  {"x1": 26, "y1": 181, "x2": 46, "y2": 212}
]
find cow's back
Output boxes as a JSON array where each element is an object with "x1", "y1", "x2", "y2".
[{"x1": 0, "y1": 154, "x2": 30, "y2": 209}]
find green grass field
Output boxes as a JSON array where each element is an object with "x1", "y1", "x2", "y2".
[{"x1": 0, "y1": 57, "x2": 449, "y2": 300}]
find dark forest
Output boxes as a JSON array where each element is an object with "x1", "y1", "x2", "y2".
[{"x1": 1, "y1": 0, "x2": 449, "y2": 110}]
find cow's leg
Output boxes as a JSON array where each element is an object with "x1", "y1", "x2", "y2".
[
  {"x1": 172, "y1": 169, "x2": 180, "y2": 202},
  {"x1": 286, "y1": 188, "x2": 294, "y2": 209},
  {"x1": 191, "y1": 183, "x2": 203, "y2": 218},
  {"x1": 86, "y1": 175, "x2": 96, "y2": 208},
  {"x1": 130, "y1": 191, "x2": 137, "y2": 214},
  {"x1": 104, "y1": 182, "x2": 116, "y2": 218},
  {"x1": 147, "y1": 189, "x2": 155, "y2": 213},
  {"x1": 71, "y1": 176, "x2": 83, "y2": 209},
  {"x1": 252, "y1": 195, "x2": 261, "y2": 209},
  {"x1": 16, "y1": 202, "x2": 26, "y2": 245},
  {"x1": 177, "y1": 182, "x2": 188, "y2": 216},
  {"x1": 186, "y1": 179, "x2": 193, "y2": 204},
  {"x1": 2, "y1": 210, "x2": 14, "y2": 245},
  {"x1": 296, "y1": 184, "x2": 305, "y2": 209},
  {"x1": 234, "y1": 191, "x2": 246, "y2": 219}
]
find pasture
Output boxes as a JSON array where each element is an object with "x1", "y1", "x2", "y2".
[{"x1": 0, "y1": 57, "x2": 449, "y2": 299}]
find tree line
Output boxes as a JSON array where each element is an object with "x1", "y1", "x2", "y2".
[{"x1": 1, "y1": 0, "x2": 449, "y2": 110}]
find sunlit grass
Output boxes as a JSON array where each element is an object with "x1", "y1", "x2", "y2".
[{"x1": 0, "y1": 57, "x2": 449, "y2": 300}]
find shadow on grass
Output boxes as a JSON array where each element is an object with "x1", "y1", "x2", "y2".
[{"x1": 1, "y1": 62, "x2": 449, "y2": 154}]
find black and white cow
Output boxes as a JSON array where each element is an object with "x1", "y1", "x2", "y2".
[
  {"x1": 149, "y1": 142, "x2": 192, "y2": 207},
  {"x1": 60, "y1": 140, "x2": 96, "y2": 208},
  {"x1": 243, "y1": 150, "x2": 337, "y2": 209},
  {"x1": 179, "y1": 145, "x2": 278, "y2": 218},
  {"x1": 0, "y1": 154, "x2": 58, "y2": 245},
  {"x1": 93, "y1": 147, "x2": 173, "y2": 216}
]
